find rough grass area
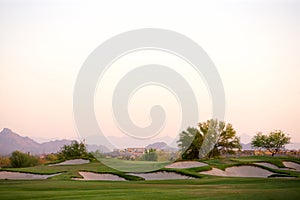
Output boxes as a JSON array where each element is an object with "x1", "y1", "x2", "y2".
[{"x1": 0, "y1": 178, "x2": 300, "y2": 200}]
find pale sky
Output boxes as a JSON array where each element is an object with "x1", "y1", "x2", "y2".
[{"x1": 0, "y1": 0, "x2": 299, "y2": 144}]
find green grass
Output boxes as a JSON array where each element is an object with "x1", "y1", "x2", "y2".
[
  {"x1": 1, "y1": 156, "x2": 300, "y2": 199},
  {"x1": 0, "y1": 160, "x2": 143, "y2": 180},
  {"x1": 99, "y1": 158, "x2": 171, "y2": 172},
  {"x1": 198, "y1": 156, "x2": 300, "y2": 178},
  {"x1": 231, "y1": 156, "x2": 300, "y2": 167},
  {"x1": 0, "y1": 178, "x2": 300, "y2": 200}
]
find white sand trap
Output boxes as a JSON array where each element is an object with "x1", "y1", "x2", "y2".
[
  {"x1": 74, "y1": 172, "x2": 126, "y2": 181},
  {"x1": 165, "y1": 161, "x2": 208, "y2": 169},
  {"x1": 254, "y1": 162, "x2": 291, "y2": 170},
  {"x1": 0, "y1": 171, "x2": 59, "y2": 180},
  {"x1": 200, "y1": 166, "x2": 274, "y2": 178},
  {"x1": 49, "y1": 159, "x2": 89, "y2": 166},
  {"x1": 128, "y1": 171, "x2": 195, "y2": 180},
  {"x1": 283, "y1": 162, "x2": 300, "y2": 171}
]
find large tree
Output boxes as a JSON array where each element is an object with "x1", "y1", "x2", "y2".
[
  {"x1": 177, "y1": 127, "x2": 204, "y2": 160},
  {"x1": 177, "y1": 119, "x2": 241, "y2": 159},
  {"x1": 251, "y1": 130, "x2": 290, "y2": 156}
]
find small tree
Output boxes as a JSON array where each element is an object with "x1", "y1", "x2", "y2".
[
  {"x1": 58, "y1": 140, "x2": 89, "y2": 160},
  {"x1": 10, "y1": 151, "x2": 38, "y2": 168},
  {"x1": 251, "y1": 130, "x2": 290, "y2": 156}
]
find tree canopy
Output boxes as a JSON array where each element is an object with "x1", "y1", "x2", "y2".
[
  {"x1": 251, "y1": 130, "x2": 290, "y2": 156},
  {"x1": 177, "y1": 127, "x2": 203, "y2": 160},
  {"x1": 177, "y1": 119, "x2": 241, "y2": 159},
  {"x1": 58, "y1": 140, "x2": 90, "y2": 160}
]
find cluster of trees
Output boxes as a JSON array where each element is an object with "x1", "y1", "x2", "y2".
[
  {"x1": 178, "y1": 119, "x2": 241, "y2": 160},
  {"x1": 9, "y1": 151, "x2": 39, "y2": 168},
  {"x1": 0, "y1": 152, "x2": 57, "y2": 168},
  {"x1": 57, "y1": 140, "x2": 90, "y2": 160},
  {"x1": 178, "y1": 119, "x2": 291, "y2": 159},
  {"x1": 140, "y1": 148, "x2": 158, "y2": 161},
  {"x1": 0, "y1": 140, "x2": 93, "y2": 168}
]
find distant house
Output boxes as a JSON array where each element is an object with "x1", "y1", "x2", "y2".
[
  {"x1": 125, "y1": 148, "x2": 145, "y2": 156},
  {"x1": 109, "y1": 148, "x2": 145, "y2": 159}
]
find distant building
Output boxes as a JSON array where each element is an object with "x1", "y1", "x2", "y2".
[{"x1": 125, "y1": 148, "x2": 145, "y2": 156}]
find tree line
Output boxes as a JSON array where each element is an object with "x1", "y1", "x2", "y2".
[{"x1": 177, "y1": 119, "x2": 291, "y2": 159}]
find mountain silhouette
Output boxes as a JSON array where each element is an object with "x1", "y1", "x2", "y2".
[{"x1": 0, "y1": 128, "x2": 109, "y2": 155}]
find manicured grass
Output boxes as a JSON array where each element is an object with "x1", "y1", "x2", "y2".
[
  {"x1": 99, "y1": 158, "x2": 171, "y2": 172},
  {"x1": 198, "y1": 156, "x2": 300, "y2": 178},
  {"x1": 201, "y1": 156, "x2": 300, "y2": 169},
  {"x1": 231, "y1": 156, "x2": 300, "y2": 167},
  {"x1": 0, "y1": 160, "x2": 143, "y2": 180},
  {"x1": 0, "y1": 178, "x2": 300, "y2": 200},
  {"x1": 1, "y1": 156, "x2": 300, "y2": 199},
  {"x1": 2, "y1": 156, "x2": 300, "y2": 179}
]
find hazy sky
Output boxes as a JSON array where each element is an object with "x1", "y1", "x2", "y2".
[{"x1": 0, "y1": 0, "x2": 299, "y2": 143}]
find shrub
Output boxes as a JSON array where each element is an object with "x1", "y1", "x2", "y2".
[
  {"x1": 45, "y1": 153, "x2": 59, "y2": 162},
  {"x1": 58, "y1": 140, "x2": 92, "y2": 160},
  {"x1": 140, "y1": 148, "x2": 158, "y2": 161},
  {"x1": 0, "y1": 156, "x2": 11, "y2": 168},
  {"x1": 10, "y1": 151, "x2": 38, "y2": 168}
]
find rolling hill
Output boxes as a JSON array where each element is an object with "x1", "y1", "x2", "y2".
[{"x1": 0, "y1": 128, "x2": 109, "y2": 155}]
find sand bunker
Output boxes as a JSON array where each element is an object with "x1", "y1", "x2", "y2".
[
  {"x1": 165, "y1": 161, "x2": 208, "y2": 169},
  {"x1": 0, "y1": 171, "x2": 59, "y2": 180},
  {"x1": 283, "y1": 162, "x2": 300, "y2": 171},
  {"x1": 254, "y1": 162, "x2": 291, "y2": 170},
  {"x1": 74, "y1": 172, "x2": 126, "y2": 181},
  {"x1": 128, "y1": 171, "x2": 195, "y2": 180},
  {"x1": 200, "y1": 166, "x2": 274, "y2": 178},
  {"x1": 49, "y1": 159, "x2": 89, "y2": 166}
]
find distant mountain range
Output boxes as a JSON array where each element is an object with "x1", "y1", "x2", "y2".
[
  {"x1": 1, "y1": 128, "x2": 299, "y2": 156},
  {"x1": 145, "y1": 142, "x2": 178, "y2": 152},
  {"x1": 0, "y1": 128, "x2": 109, "y2": 156}
]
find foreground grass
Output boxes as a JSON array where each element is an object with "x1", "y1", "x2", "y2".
[
  {"x1": 0, "y1": 177, "x2": 300, "y2": 200},
  {"x1": 1, "y1": 156, "x2": 300, "y2": 199}
]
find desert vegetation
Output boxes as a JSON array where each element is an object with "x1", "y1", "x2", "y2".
[
  {"x1": 251, "y1": 130, "x2": 291, "y2": 156},
  {"x1": 178, "y1": 119, "x2": 241, "y2": 160}
]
